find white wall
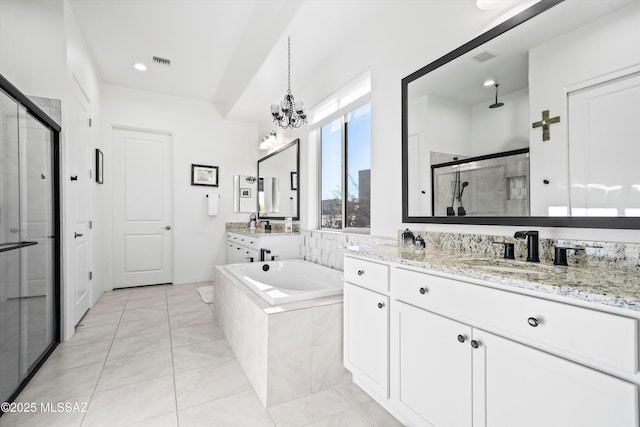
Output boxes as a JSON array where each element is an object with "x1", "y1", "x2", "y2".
[
  {"x1": 0, "y1": 0, "x2": 66, "y2": 101},
  {"x1": 529, "y1": 2, "x2": 640, "y2": 218},
  {"x1": 101, "y1": 85, "x2": 257, "y2": 285},
  {"x1": 471, "y1": 88, "x2": 529, "y2": 155}
]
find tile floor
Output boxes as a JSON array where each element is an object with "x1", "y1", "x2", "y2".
[{"x1": 0, "y1": 282, "x2": 403, "y2": 427}]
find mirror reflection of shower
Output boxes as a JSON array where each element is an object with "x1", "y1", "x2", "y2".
[{"x1": 447, "y1": 159, "x2": 470, "y2": 216}]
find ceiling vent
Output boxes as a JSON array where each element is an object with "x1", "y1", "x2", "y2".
[
  {"x1": 471, "y1": 51, "x2": 496, "y2": 63},
  {"x1": 151, "y1": 56, "x2": 171, "y2": 67}
]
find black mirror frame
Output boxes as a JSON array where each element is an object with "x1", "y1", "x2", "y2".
[
  {"x1": 401, "y1": 0, "x2": 640, "y2": 229},
  {"x1": 257, "y1": 138, "x2": 300, "y2": 220}
]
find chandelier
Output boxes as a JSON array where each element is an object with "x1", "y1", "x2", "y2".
[{"x1": 270, "y1": 36, "x2": 307, "y2": 129}]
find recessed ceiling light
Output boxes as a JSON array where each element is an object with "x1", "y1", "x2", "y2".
[
  {"x1": 132, "y1": 62, "x2": 147, "y2": 71},
  {"x1": 484, "y1": 79, "x2": 496, "y2": 86}
]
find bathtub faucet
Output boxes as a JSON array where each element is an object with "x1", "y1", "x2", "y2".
[{"x1": 260, "y1": 248, "x2": 271, "y2": 262}]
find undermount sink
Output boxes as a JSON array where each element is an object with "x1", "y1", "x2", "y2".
[
  {"x1": 473, "y1": 264, "x2": 545, "y2": 276},
  {"x1": 459, "y1": 258, "x2": 560, "y2": 276}
]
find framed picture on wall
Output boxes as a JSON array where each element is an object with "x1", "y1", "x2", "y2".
[
  {"x1": 191, "y1": 164, "x2": 219, "y2": 187},
  {"x1": 240, "y1": 188, "x2": 251, "y2": 198},
  {"x1": 290, "y1": 171, "x2": 298, "y2": 190},
  {"x1": 95, "y1": 149, "x2": 104, "y2": 184}
]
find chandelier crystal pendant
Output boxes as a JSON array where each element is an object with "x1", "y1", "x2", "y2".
[{"x1": 271, "y1": 36, "x2": 307, "y2": 129}]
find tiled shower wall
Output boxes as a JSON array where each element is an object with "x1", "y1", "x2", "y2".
[{"x1": 300, "y1": 230, "x2": 396, "y2": 271}]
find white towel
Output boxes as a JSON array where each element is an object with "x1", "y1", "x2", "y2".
[{"x1": 207, "y1": 194, "x2": 220, "y2": 216}]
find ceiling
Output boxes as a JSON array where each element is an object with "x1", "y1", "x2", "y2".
[{"x1": 67, "y1": 0, "x2": 554, "y2": 124}]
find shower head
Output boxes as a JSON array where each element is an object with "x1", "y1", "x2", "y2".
[
  {"x1": 489, "y1": 83, "x2": 504, "y2": 109},
  {"x1": 459, "y1": 181, "x2": 469, "y2": 200}
]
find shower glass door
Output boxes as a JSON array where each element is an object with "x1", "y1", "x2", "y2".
[
  {"x1": 0, "y1": 83, "x2": 59, "y2": 405},
  {"x1": 0, "y1": 89, "x2": 22, "y2": 403}
]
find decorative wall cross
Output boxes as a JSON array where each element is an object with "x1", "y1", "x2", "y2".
[{"x1": 532, "y1": 110, "x2": 560, "y2": 141}]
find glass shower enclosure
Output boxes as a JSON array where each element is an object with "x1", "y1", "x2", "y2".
[{"x1": 0, "y1": 74, "x2": 60, "y2": 405}]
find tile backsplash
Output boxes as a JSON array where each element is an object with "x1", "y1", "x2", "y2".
[
  {"x1": 398, "y1": 229, "x2": 640, "y2": 270},
  {"x1": 300, "y1": 230, "x2": 396, "y2": 271}
]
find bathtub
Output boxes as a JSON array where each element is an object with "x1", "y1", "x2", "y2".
[{"x1": 224, "y1": 259, "x2": 344, "y2": 305}]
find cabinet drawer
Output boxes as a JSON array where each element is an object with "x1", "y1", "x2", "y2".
[
  {"x1": 344, "y1": 257, "x2": 389, "y2": 293},
  {"x1": 392, "y1": 267, "x2": 638, "y2": 373},
  {"x1": 227, "y1": 232, "x2": 259, "y2": 249}
]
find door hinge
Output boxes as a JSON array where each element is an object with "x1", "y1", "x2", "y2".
[
  {"x1": 89, "y1": 118, "x2": 92, "y2": 127},
  {"x1": 89, "y1": 220, "x2": 93, "y2": 230},
  {"x1": 89, "y1": 271, "x2": 93, "y2": 280}
]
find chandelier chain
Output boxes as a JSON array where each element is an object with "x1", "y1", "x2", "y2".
[{"x1": 287, "y1": 36, "x2": 291, "y2": 95}]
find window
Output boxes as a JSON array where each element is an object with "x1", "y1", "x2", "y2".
[{"x1": 320, "y1": 102, "x2": 371, "y2": 230}]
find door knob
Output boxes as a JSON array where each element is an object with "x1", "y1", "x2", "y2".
[
  {"x1": 74, "y1": 232, "x2": 83, "y2": 239},
  {"x1": 457, "y1": 334, "x2": 466, "y2": 343},
  {"x1": 357, "y1": 269, "x2": 364, "y2": 276},
  {"x1": 164, "y1": 226, "x2": 171, "y2": 230},
  {"x1": 419, "y1": 287, "x2": 427, "y2": 295},
  {"x1": 377, "y1": 302, "x2": 385, "y2": 309},
  {"x1": 470, "y1": 340, "x2": 480, "y2": 349}
]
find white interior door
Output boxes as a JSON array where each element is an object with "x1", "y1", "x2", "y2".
[
  {"x1": 113, "y1": 128, "x2": 172, "y2": 288},
  {"x1": 68, "y1": 80, "x2": 92, "y2": 325},
  {"x1": 568, "y1": 71, "x2": 640, "y2": 216}
]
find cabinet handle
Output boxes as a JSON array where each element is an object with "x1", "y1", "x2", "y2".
[
  {"x1": 419, "y1": 287, "x2": 427, "y2": 295},
  {"x1": 377, "y1": 302, "x2": 385, "y2": 309},
  {"x1": 457, "y1": 334, "x2": 466, "y2": 343},
  {"x1": 527, "y1": 317, "x2": 540, "y2": 327},
  {"x1": 470, "y1": 340, "x2": 480, "y2": 349},
  {"x1": 357, "y1": 269, "x2": 364, "y2": 276}
]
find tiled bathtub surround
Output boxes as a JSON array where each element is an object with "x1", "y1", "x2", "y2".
[
  {"x1": 398, "y1": 230, "x2": 640, "y2": 270},
  {"x1": 213, "y1": 266, "x2": 350, "y2": 407},
  {"x1": 301, "y1": 230, "x2": 396, "y2": 270}
]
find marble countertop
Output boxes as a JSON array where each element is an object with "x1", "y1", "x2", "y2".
[
  {"x1": 346, "y1": 244, "x2": 640, "y2": 312},
  {"x1": 227, "y1": 228, "x2": 299, "y2": 237}
]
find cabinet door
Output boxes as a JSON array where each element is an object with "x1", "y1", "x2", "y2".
[
  {"x1": 394, "y1": 302, "x2": 472, "y2": 427},
  {"x1": 226, "y1": 242, "x2": 235, "y2": 264},
  {"x1": 473, "y1": 329, "x2": 638, "y2": 427},
  {"x1": 344, "y1": 283, "x2": 389, "y2": 398}
]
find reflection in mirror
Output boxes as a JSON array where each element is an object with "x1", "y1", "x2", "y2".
[
  {"x1": 257, "y1": 139, "x2": 299, "y2": 219},
  {"x1": 431, "y1": 149, "x2": 529, "y2": 217},
  {"x1": 402, "y1": 0, "x2": 640, "y2": 228},
  {"x1": 233, "y1": 175, "x2": 257, "y2": 213},
  {"x1": 258, "y1": 177, "x2": 279, "y2": 213}
]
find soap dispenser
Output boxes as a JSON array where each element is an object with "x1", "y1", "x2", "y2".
[
  {"x1": 249, "y1": 213, "x2": 257, "y2": 231},
  {"x1": 401, "y1": 229, "x2": 415, "y2": 246},
  {"x1": 414, "y1": 235, "x2": 425, "y2": 249}
]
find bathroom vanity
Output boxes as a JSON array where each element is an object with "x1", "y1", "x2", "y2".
[
  {"x1": 225, "y1": 229, "x2": 300, "y2": 264},
  {"x1": 343, "y1": 246, "x2": 640, "y2": 427}
]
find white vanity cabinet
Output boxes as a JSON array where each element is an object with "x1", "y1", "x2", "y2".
[
  {"x1": 343, "y1": 257, "x2": 390, "y2": 400},
  {"x1": 225, "y1": 231, "x2": 300, "y2": 264},
  {"x1": 344, "y1": 254, "x2": 640, "y2": 427}
]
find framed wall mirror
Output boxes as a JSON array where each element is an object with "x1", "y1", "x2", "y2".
[
  {"x1": 402, "y1": 0, "x2": 640, "y2": 229},
  {"x1": 257, "y1": 139, "x2": 300, "y2": 220}
]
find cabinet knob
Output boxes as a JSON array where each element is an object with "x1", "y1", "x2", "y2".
[
  {"x1": 419, "y1": 287, "x2": 427, "y2": 295},
  {"x1": 470, "y1": 340, "x2": 480, "y2": 349},
  {"x1": 457, "y1": 334, "x2": 466, "y2": 343},
  {"x1": 527, "y1": 317, "x2": 540, "y2": 327},
  {"x1": 377, "y1": 302, "x2": 385, "y2": 309},
  {"x1": 357, "y1": 269, "x2": 364, "y2": 276}
]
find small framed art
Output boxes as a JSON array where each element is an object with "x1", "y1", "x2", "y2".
[{"x1": 191, "y1": 164, "x2": 219, "y2": 187}]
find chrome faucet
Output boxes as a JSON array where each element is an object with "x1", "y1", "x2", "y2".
[
  {"x1": 260, "y1": 248, "x2": 271, "y2": 262},
  {"x1": 514, "y1": 231, "x2": 539, "y2": 262}
]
